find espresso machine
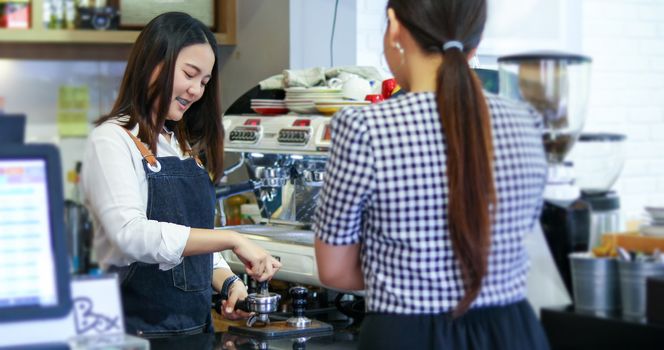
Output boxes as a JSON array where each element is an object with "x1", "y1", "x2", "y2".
[
  {"x1": 217, "y1": 101, "x2": 332, "y2": 288},
  {"x1": 210, "y1": 86, "x2": 341, "y2": 337},
  {"x1": 498, "y1": 52, "x2": 592, "y2": 293}
]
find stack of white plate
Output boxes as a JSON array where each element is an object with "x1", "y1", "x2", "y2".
[
  {"x1": 640, "y1": 206, "x2": 664, "y2": 237},
  {"x1": 285, "y1": 87, "x2": 344, "y2": 114},
  {"x1": 250, "y1": 99, "x2": 288, "y2": 115}
]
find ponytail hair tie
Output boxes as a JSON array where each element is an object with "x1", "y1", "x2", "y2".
[{"x1": 443, "y1": 41, "x2": 464, "y2": 51}]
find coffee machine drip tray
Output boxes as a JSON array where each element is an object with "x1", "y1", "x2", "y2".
[{"x1": 218, "y1": 224, "x2": 322, "y2": 286}]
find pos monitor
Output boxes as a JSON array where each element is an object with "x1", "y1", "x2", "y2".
[
  {"x1": 0, "y1": 144, "x2": 71, "y2": 323},
  {"x1": 0, "y1": 114, "x2": 27, "y2": 144}
]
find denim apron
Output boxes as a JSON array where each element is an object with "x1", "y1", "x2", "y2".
[{"x1": 114, "y1": 129, "x2": 216, "y2": 338}]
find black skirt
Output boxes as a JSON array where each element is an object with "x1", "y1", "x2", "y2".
[{"x1": 358, "y1": 299, "x2": 550, "y2": 350}]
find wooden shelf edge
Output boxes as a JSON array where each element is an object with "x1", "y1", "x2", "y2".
[
  {"x1": 0, "y1": 1, "x2": 237, "y2": 59},
  {"x1": 0, "y1": 42, "x2": 132, "y2": 60},
  {"x1": 215, "y1": 33, "x2": 235, "y2": 46},
  {"x1": 0, "y1": 29, "x2": 236, "y2": 45},
  {"x1": 0, "y1": 29, "x2": 138, "y2": 44}
]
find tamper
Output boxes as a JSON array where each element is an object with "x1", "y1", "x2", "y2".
[{"x1": 287, "y1": 286, "x2": 312, "y2": 328}]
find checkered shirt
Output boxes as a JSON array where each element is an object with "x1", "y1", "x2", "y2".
[{"x1": 313, "y1": 91, "x2": 547, "y2": 314}]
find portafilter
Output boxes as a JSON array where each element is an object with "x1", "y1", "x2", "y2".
[{"x1": 215, "y1": 280, "x2": 281, "y2": 327}]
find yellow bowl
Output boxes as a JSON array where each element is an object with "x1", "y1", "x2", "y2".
[{"x1": 316, "y1": 105, "x2": 341, "y2": 116}]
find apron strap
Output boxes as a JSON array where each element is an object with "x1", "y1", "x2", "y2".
[
  {"x1": 123, "y1": 128, "x2": 159, "y2": 167},
  {"x1": 123, "y1": 127, "x2": 204, "y2": 168},
  {"x1": 189, "y1": 153, "x2": 204, "y2": 168}
]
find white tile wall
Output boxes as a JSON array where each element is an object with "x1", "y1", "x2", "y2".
[
  {"x1": 0, "y1": 60, "x2": 125, "y2": 199},
  {"x1": 0, "y1": 1, "x2": 291, "y2": 201},
  {"x1": 2, "y1": 0, "x2": 662, "y2": 221},
  {"x1": 356, "y1": 0, "x2": 388, "y2": 75},
  {"x1": 355, "y1": 0, "x2": 664, "y2": 222},
  {"x1": 582, "y1": 0, "x2": 664, "y2": 222}
]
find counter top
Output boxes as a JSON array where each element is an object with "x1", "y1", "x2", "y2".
[
  {"x1": 150, "y1": 332, "x2": 357, "y2": 350},
  {"x1": 541, "y1": 306, "x2": 664, "y2": 349},
  {"x1": 150, "y1": 322, "x2": 358, "y2": 350}
]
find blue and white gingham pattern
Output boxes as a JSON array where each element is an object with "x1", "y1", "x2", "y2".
[{"x1": 313, "y1": 91, "x2": 547, "y2": 314}]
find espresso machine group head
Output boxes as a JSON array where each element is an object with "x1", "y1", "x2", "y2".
[{"x1": 220, "y1": 114, "x2": 331, "y2": 228}]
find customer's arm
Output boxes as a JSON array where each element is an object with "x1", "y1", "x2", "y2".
[
  {"x1": 315, "y1": 239, "x2": 364, "y2": 290},
  {"x1": 313, "y1": 108, "x2": 372, "y2": 292}
]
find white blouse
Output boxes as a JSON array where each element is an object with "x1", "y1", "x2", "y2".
[{"x1": 81, "y1": 121, "x2": 230, "y2": 271}]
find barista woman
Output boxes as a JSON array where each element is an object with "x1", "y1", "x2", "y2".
[
  {"x1": 314, "y1": 0, "x2": 549, "y2": 349},
  {"x1": 81, "y1": 12, "x2": 281, "y2": 337}
]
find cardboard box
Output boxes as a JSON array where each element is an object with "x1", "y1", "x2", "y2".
[
  {"x1": 0, "y1": 2, "x2": 30, "y2": 29},
  {"x1": 118, "y1": 0, "x2": 215, "y2": 30},
  {"x1": 599, "y1": 233, "x2": 664, "y2": 255}
]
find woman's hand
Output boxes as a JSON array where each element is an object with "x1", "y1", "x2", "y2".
[
  {"x1": 221, "y1": 280, "x2": 251, "y2": 320},
  {"x1": 220, "y1": 332, "x2": 252, "y2": 350},
  {"x1": 184, "y1": 229, "x2": 281, "y2": 281},
  {"x1": 232, "y1": 235, "x2": 282, "y2": 281}
]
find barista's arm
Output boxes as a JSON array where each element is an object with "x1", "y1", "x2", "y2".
[
  {"x1": 315, "y1": 238, "x2": 364, "y2": 291},
  {"x1": 213, "y1": 267, "x2": 250, "y2": 320},
  {"x1": 212, "y1": 253, "x2": 233, "y2": 292},
  {"x1": 212, "y1": 268, "x2": 238, "y2": 292},
  {"x1": 184, "y1": 228, "x2": 243, "y2": 255},
  {"x1": 184, "y1": 228, "x2": 281, "y2": 282}
]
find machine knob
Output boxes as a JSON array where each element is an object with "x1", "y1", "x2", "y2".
[{"x1": 303, "y1": 170, "x2": 324, "y2": 184}]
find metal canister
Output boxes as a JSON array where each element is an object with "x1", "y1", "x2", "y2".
[
  {"x1": 569, "y1": 252, "x2": 621, "y2": 316},
  {"x1": 619, "y1": 259, "x2": 664, "y2": 322}
]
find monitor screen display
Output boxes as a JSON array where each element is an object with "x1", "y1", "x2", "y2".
[{"x1": 0, "y1": 145, "x2": 71, "y2": 323}]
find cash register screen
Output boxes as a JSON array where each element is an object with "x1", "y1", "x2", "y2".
[{"x1": 0, "y1": 145, "x2": 71, "y2": 323}]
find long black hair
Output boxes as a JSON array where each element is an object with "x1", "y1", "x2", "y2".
[
  {"x1": 387, "y1": 0, "x2": 495, "y2": 317},
  {"x1": 96, "y1": 11, "x2": 224, "y2": 182}
]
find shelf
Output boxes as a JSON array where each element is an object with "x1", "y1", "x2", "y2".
[
  {"x1": 0, "y1": 29, "x2": 136, "y2": 44},
  {"x1": 0, "y1": 28, "x2": 232, "y2": 45},
  {"x1": 0, "y1": 0, "x2": 237, "y2": 60}
]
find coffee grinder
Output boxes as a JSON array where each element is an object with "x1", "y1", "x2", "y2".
[
  {"x1": 498, "y1": 52, "x2": 592, "y2": 293},
  {"x1": 569, "y1": 133, "x2": 627, "y2": 249}
]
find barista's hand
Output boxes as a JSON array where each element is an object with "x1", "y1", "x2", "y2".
[
  {"x1": 232, "y1": 235, "x2": 282, "y2": 281},
  {"x1": 221, "y1": 332, "x2": 252, "y2": 350},
  {"x1": 221, "y1": 280, "x2": 251, "y2": 320}
]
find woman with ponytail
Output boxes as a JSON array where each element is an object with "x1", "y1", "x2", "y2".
[{"x1": 314, "y1": 0, "x2": 550, "y2": 348}]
